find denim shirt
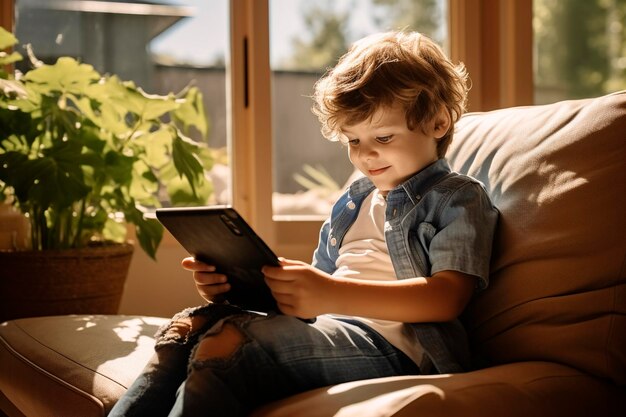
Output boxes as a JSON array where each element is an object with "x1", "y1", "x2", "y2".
[{"x1": 312, "y1": 159, "x2": 499, "y2": 373}]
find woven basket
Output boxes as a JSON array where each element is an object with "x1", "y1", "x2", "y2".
[{"x1": 0, "y1": 243, "x2": 134, "y2": 323}]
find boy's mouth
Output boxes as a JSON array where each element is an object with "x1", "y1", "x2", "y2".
[{"x1": 368, "y1": 166, "x2": 390, "y2": 176}]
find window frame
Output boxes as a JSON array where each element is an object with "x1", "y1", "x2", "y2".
[{"x1": 1, "y1": 0, "x2": 533, "y2": 261}]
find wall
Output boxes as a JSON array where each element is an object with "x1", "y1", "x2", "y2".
[{"x1": 118, "y1": 241, "x2": 204, "y2": 317}]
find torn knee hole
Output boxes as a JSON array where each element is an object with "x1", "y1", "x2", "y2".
[
  {"x1": 194, "y1": 323, "x2": 244, "y2": 361},
  {"x1": 164, "y1": 314, "x2": 209, "y2": 340}
]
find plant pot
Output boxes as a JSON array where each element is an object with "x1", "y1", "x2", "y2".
[{"x1": 0, "y1": 243, "x2": 134, "y2": 323}]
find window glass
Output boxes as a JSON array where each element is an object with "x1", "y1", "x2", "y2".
[
  {"x1": 14, "y1": 0, "x2": 231, "y2": 206},
  {"x1": 269, "y1": 0, "x2": 449, "y2": 218},
  {"x1": 533, "y1": 0, "x2": 626, "y2": 104}
]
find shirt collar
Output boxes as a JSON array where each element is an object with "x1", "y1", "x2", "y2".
[
  {"x1": 347, "y1": 175, "x2": 376, "y2": 198},
  {"x1": 391, "y1": 158, "x2": 451, "y2": 204},
  {"x1": 348, "y1": 159, "x2": 452, "y2": 205}
]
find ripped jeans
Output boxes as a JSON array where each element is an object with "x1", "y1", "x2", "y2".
[{"x1": 108, "y1": 303, "x2": 420, "y2": 417}]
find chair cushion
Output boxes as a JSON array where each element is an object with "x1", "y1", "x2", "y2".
[
  {"x1": 253, "y1": 361, "x2": 625, "y2": 417},
  {"x1": 0, "y1": 315, "x2": 167, "y2": 417},
  {"x1": 448, "y1": 91, "x2": 626, "y2": 385}
]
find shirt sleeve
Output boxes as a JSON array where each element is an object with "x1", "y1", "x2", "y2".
[
  {"x1": 311, "y1": 217, "x2": 336, "y2": 274},
  {"x1": 428, "y1": 181, "x2": 499, "y2": 290}
]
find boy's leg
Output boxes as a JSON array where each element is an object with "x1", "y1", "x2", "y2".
[
  {"x1": 169, "y1": 314, "x2": 420, "y2": 417},
  {"x1": 108, "y1": 303, "x2": 244, "y2": 417}
]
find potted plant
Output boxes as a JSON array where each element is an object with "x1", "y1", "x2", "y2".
[{"x1": 0, "y1": 27, "x2": 214, "y2": 321}]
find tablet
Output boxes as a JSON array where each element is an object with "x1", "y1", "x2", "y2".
[{"x1": 155, "y1": 206, "x2": 279, "y2": 313}]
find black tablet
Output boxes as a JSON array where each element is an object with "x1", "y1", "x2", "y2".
[{"x1": 155, "y1": 206, "x2": 279, "y2": 313}]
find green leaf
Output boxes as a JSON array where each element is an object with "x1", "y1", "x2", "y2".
[
  {"x1": 79, "y1": 150, "x2": 105, "y2": 188},
  {"x1": 17, "y1": 158, "x2": 89, "y2": 210},
  {"x1": 171, "y1": 134, "x2": 204, "y2": 196},
  {"x1": 41, "y1": 141, "x2": 92, "y2": 207},
  {"x1": 140, "y1": 95, "x2": 179, "y2": 121},
  {"x1": 100, "y1": 100, "x2": 133, "y2": 137},
  {"x1": 166, "y1": 172, "x2": 213, "y2": 206},
  {"x1": 112, "y1": 83, "x2": 178, "y2": 121},
  {"x1": 173, "y1": 86, "x2": 209, "y2": 137},
  {"x1": 136, "y1": 128, "x2": 172, "y2": 169},
  {"x1": 80, "y1": 78, "x2": 133, "y2": 135},
  {"x1": 76, "y1": 125, "x2": 107, "y2": 154},
  {"x1": 102, "y1": 216, "x2": 127, "y2": 243},
  {"x1": 195, "y1": 146, "x2": 215, "y2": 172},
  {"x1": 104, "y1": 150, "x2": 135, "y2": 185},
  {"x1": 84, "y1": 76, "x2": 124, "y2": 103},
  {"x1": 23, "y1": 57, "x2": 101, "y2": 96},
  {"x1": 78, "y1": 205, "x2": 109, "y2": 242},
  {"x1": 66, "y1": 93, "x2": 99, "y2": 122},
  {"x1": 125, "y1": 205, "x2": 162, "y2": 260},
  {"x1": 129, "y1": 160, "x2": 159, "y2": 204},
  {"x1": 0, "y1": 79, "x2": 27, "y2": 100},
  {"x1": 0, "y1": 140, "x2": 91, "y2": 210},
  {"x1": 0, "y1": 107, "x2": 38, "y2": 147},
  {"x1": 0, "y1": 134, "x2": 24, "y2": 152},
  {"x1": 0, "y1": 51, "x2": 23, "y2": 67},
  {"x1": 8, "y1": 83, "x2": 42, "y2": 113},
  {"x1": 0, "y1": 27, "x2": 18, "y2": 50},
  {"x1": 0, "y1": 152, "x2": 29, "y2": 195}
]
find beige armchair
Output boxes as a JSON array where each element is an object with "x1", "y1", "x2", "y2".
[{"x1": 1, "y1": 91, "x2": 625, "y2": 417}]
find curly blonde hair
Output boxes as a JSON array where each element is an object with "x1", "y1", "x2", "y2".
[{"x1": 312, "y1": 31, "x2": 469, "y2": 158}]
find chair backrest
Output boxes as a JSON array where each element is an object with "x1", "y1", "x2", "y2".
[{"x1": 448, "y1": 91, "x2": 626, "y2": 385}]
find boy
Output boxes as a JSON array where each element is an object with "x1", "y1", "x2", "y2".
[{"x1": 110, "y1": 31, "x2": 498, "y2": 417}]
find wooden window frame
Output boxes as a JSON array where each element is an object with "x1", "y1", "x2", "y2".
[
  {"x1": 449, "y1": 0, "x2": 533, "y2": 111},
  {"x1": 1, "y1": 1, "x2": 12, "y2": 38}
]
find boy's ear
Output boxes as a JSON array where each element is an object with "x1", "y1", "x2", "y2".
[{"x1": 431, "y1": 107, "x2": 451, "y2": 139}]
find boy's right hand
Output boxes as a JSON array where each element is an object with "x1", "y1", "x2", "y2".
[{"x1": 181, "y1": 257, "x2": 231, "y2": 303}]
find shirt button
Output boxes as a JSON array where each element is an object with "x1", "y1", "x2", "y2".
[
  {"x1": 415, "y1": 194, "x2": 421, "y2": 201},
  {"x1": 330, "y1": 237, "x2": 337, "y2": 246},
  {"x1": 347, "y1": 201, "x2": 356, "y2": 210}
]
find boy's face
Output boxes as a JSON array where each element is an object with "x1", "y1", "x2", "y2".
[{"x1": 341, "y1": 103, "x2": 443, "y2": 194}]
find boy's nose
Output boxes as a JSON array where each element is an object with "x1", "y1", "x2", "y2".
[{"x1": 362, "y1": 144, "x2": 379, "y2": 160}]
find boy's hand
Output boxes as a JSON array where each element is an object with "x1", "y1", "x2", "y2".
[
  {"x1": 262, "y1": 258, "x2": 334, "y2": 319},
  {"x1": 181, "y1": 257, "x2": 231, "y2": 303}
]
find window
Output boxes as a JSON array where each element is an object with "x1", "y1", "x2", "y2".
[
  {"x1": 533, "y1": 0, "x2": 626, "y2": 104},
  {"x1": 3, "y1": 0, "x2": 536, "y2": 261}
]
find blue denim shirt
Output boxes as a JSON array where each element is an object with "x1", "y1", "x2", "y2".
[{"x1": 312, "y1": 159, "x2": 499, "y2": 373}]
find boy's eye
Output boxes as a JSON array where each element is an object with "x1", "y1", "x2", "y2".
[
  {"x1": 375, "y1": 135, "x2": 393, "y2": 143},
  {"x1": 347, "y1": 138, "x2": 360, "y2": 146}
]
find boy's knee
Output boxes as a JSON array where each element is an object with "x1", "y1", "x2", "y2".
[
  {"x1": 163, "y1": 314, "x2": 209, "y2": 340},
  {"x1": 194, "y1": 323, "x2": 244, "y2": 361}
]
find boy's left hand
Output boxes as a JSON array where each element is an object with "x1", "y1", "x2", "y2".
[{"x1": 262, "y1": 258, "x2": 334, "y2": 319}]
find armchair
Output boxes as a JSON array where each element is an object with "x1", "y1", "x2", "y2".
[{"x1": 1, "y1": 91, "x2": 625, "y2": 417}]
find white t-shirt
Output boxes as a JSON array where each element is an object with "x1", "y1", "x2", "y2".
[{"x1": 332, "y1": 189, "x2": 424, "y2": 366}]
